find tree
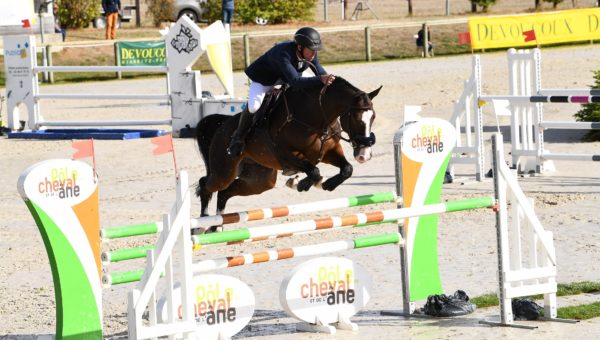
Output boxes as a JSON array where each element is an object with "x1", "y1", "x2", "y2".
[
  {"x1": 55, "y1": 0, "x2": 99, "y2": 29},
  {"x1": 543, "y1": 0, "x2": 565, "y2": 8},
  {"x1": 535, "y1": 0, "x2": 542, "y2": 10},
  {"x1": 407, "y1": 0, "x2": 413, "y2": 16},
  {"x1": 201, "y1": 0, "x2": 317, "y2": 24},
  {"x1": 146, "y1": 0, "x2": 174, "y2": 27},
  {"x1": 470, "y1": 0, "x2": 497, "y2": 13},
  {"x1": 574, "y1": 71, "x2": 600, "y2": 141}
]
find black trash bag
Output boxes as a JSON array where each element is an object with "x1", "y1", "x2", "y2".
[
  {"x1": 423, "y1": 290, "x2": 476, "y2": 317},
  {"x1": 443, "y1": 170, "x2": 453, "y2": 184},
  {"x1": 512, "y1": 298, "x2": 543, "y2": 320}
]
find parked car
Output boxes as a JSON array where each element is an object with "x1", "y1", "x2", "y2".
[{"x1": 174, "y1": 0, "x2": 206, "y2": 23}]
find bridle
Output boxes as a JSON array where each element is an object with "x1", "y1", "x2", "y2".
[{"x1": 274, "y1": 58, "x2": 376, "y2": 159}]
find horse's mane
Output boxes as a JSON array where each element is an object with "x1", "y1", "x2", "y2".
[
  {"x1": 287, "y1": 75, "x2": 362, "y2": 95},
  {"x1": 331, "y1": 76, "x2": 361, "y2": 93}
]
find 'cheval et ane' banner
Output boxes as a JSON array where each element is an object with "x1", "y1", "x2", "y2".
[{"x1": 469, "y1": 8, "x2": 600, "y2": 50}]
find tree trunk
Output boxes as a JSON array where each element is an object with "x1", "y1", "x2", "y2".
[
  {"x1": 407, "y1": 0, "x2": 413, "y2": 16},
  {"x1": 535, "y1": 0, "x2": 542, "y2": 10},
  {"x1": 471, "y1": 1, "x2": 477, "y2": 13}
]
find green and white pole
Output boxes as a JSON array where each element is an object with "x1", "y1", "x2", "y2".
[{"x1": 18, "y1": 159, "x2": 103, "y2": 339}]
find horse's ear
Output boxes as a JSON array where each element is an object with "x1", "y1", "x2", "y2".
[{"x1": 368, "y1": 86, "x2": 382, "y2": 99}]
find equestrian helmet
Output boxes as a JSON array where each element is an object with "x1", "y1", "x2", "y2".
[{"x1": 294, "y1": 27, "x2": 322, "y2": 51}]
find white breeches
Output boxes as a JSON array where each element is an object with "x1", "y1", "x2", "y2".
[{"x1": 247, "y1": 81, "x2": 274, "y2": 114}]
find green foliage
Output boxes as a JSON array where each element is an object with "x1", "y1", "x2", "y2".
[
  {"x1": 471, "y1": 281, "x2": 600, "y2": 309},
  {"x1": 470, "y1": 0, "x2": 498, "y2": 12},
  {"x1": 470, "y1": 293, "x2": 498, "y2": 308},
  {"x1": 574, "y1": 71, "x2": 600, "y2": 141},
  {"x1": 202, "y1": 0, "x2": 317, "y2": 24},
  {"x1": 55, "y1": 0, "x2": 99, "y2": 29},
  {"x1": 556, "y1": 281, "x2": 600, "y2": 295},
  {"x1": 146, "y1": 0, "x2": 175, "y2": 27},
  {"x1": 543, "y1": 0, "x2": 565, "y2": 8},
  {"x1": 558, "y1": 302, "x2": 600, "y2": 320},
  {"x1": 201, "y1": 0, "x2": 223, "y2": 22}
]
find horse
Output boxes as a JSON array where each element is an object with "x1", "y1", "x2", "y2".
[{"x1": 196, "y1": 76, "x2": 382, "y2": 232}]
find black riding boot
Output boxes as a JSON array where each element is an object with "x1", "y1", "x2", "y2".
[{"x1": 227, "y1": 108, "x2": 251, "y2": 156}]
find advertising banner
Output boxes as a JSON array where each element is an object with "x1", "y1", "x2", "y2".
[
  {"x1": 117, "y1": 40, "x2": 166, "y2": 66},
  {"x1": 399, "y1": 118, "x2": 456, "y2": 301},
  {"x1": 280, "y1": 257, "x2": 372, "y2": 325},
  {"x1": 469, "y1": 8, "x2": 600, "y2": 49},
  {"x1": 18, "y1": 159, "x2": 102, "y2": 338}
]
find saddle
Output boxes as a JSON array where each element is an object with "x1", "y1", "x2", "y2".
[{"x1": 251, "y1": 86, "x2": 287, "y2": 127}]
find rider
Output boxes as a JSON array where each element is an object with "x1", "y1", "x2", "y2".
[{"x1": 227, "y1": 27, "x2": 336, "y2": 156}]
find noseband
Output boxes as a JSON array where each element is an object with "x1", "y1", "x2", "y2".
[{"x1": 338, "y1": 100, "x2": 377, "y2": 149}]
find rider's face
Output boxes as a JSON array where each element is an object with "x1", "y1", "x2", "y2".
[{"x1": 300, "y1": 46, "x2": 317, "y2": 61}]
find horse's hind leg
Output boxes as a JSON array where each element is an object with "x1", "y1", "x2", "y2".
[
  {"x1": 205, "y1": 164, "x2": 277, "y2": 233},
  {"x1": 196, "y1": 176, "x2": 213, "y2": 217},
  {"x1": 216, "y1": 163, "x2": 277, "y2": 213}
]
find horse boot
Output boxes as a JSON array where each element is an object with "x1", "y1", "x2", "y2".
[{"x1": 227, "y1": 108, "x2": 251, "y2": 156}]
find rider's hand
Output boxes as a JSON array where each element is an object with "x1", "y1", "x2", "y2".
[{"x1": 320, "y1": 74, "x2": 335, "y2": 85}]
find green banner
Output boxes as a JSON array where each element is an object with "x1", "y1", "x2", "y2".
[{"x1": 117, "y1": 40, "x2": 166, "y2": 66}]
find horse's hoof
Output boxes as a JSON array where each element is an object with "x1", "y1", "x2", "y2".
[
  {"x1": 191, "y1": 227, "x2": 206, "y2": 236},
  {"x1": 321, "y1": 182, "x2": 334, "y2": 191},
  {"x1": 206, "y1": 225, "x2": 223, "y2": 234},
  {"x1": 297, "y1": 181, "x2": 312, "y2": 192},
  {"x1": 285, "y1": 176, "x2": 300, "y2": 190}
]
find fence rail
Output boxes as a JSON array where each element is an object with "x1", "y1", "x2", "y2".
[{"x1": 33, "y1": 18, "x2": 470, "y2": 83}]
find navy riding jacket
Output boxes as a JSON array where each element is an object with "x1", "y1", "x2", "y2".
[
  {"x1": 245, "y1": 41, "x2": 326, "y2": 88},
  {"x1": 102, "y1": 0, "x2": 121, "y2": 14}
]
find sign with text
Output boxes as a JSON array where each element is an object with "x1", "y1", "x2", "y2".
[
  {"x1": 158, "y1": 274, "x2": 255, "y2": 339},
  {"x1": 18, "y1": 159, "x2": 102, "y2": 338},
  {"x1": 399, "y1": 118, "x2": 456, "y2": 301},
  {"x1": 280, "y1": 257, "x2": 372, "y2": 325},
  {"x1": 117, "y1": 40, "x2": 166, "y2": 66},
  {"x1": 469, "y1": 8, "x2": 600, "y2": 49}
]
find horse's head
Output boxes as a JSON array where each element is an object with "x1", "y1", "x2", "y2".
[{"x1": 337, "y1": 82, "x2": 382, "y2": 163}]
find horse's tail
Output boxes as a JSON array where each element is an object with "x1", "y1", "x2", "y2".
[
  {"x1": 195, "y1": 114, "x2": 232, "y2": 196},
  {"x1": 196, "y1": 114, "x2": 232, "y2": 172}
]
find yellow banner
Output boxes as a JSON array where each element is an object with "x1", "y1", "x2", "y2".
[{"x1": 469, "y1": 8, "x2": 600, "y2": 50}]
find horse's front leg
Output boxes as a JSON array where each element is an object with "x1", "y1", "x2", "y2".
[
  {"x1": 276, "y1": 151, "x2": 323, "y2": 192},
  {"x1": 320, "y1": 145, "x2": 354, "y2": 191}
]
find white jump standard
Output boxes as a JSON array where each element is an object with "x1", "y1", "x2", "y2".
[
  {"x1": 450, "y1": 48, "x2": 600, "y2": 179},
  {"x1": 3, "y1": 17, "x2": 245, "y2": 137}
]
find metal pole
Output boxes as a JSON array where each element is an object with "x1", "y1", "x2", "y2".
[
  {"x1": 243, "y1": 34, "x2": 250, "y2": 68},
  {"x1": 445, "y1": 0, "x2": 450, "y2": 16},
  {"x1": 364, "y1": 26, "x2": 372, "y2": 62},
  {"x1": 491, "y1": 133, "x2": 509, "y2": 324},
  {"x1": 135, "y1": 0, "x2": 141, "y2": 27},
  {"x1": 422, "y1": 23, "x2": 429, "y2": 58},
  {"x1": 46, "y1": 45, "x2": 54, "y2": 83},
  {"x1": 39, "y1": 10, "x2": 48, "y2": 82},
  {"x1": 324, "y1": 0, "x2": 328, "y2": 21},
  {"x1": 115, "y1": 42, "x2": 122, "y2": 79},
  {"x1": 394, "y1": 130, "x2": 414, "y2": 315}
]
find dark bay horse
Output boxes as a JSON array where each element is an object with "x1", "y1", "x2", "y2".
[{"x1": 196, "y1": 77, "x2": 381, "y2": 229}]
